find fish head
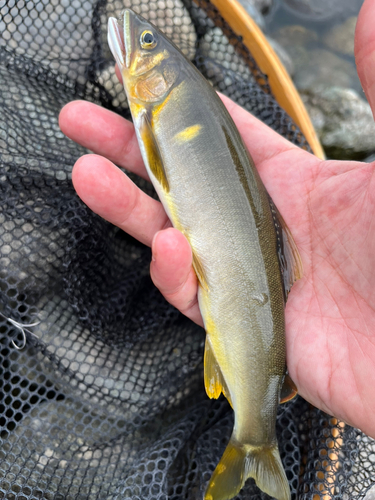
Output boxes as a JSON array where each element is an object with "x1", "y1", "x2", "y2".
[{"x1": 108, "y1": 9, "x2": 179, "y2": 105}]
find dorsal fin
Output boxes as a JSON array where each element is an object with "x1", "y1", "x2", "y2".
[
  {"x1": 268, "y1": 196, "x2": 303, "y2": 300},
  {"x1": 204, "y1": 337, "x2": 233, "y2": 408}
]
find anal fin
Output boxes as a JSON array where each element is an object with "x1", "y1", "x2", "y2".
[
  {"x1": 280, "y1": 373, "x2": 298, "y2": 403},
  {"x1": 268, "y1": 195, "x2": 303, "y2": 300},
  {"x1": 204, "y1": 337, "x2": 233, "y2": 408}
]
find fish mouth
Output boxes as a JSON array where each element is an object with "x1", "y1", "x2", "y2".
[
  {"x1": 108, "y1": 16, "x2": 126, "y2": 69},
  {"x1": 108, "y1": 9, "x2": 135, "y2": 70},
  {"x1": 108, "y1": 10, "x2": 164, "y2": 79}
]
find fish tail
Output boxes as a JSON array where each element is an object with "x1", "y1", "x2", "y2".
[{"x1": 205, "y1": 437, "x2": 290, "y2": 500}]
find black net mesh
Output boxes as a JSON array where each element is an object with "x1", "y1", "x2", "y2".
[{"x1": 0, "y1": 0, "x2": 374, "y2": 499}]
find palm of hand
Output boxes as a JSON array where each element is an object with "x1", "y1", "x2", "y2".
[{"x1": 270, "y1": 150, "x2": 375, "y2": 436}]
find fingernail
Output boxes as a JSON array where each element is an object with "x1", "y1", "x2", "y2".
[{"x1": 151, "y1": 231, "x2": 161, "y2": 262}]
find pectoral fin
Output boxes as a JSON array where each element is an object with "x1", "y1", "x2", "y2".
[
  {"x1": 280, "y1": 373, "x2": 298, "y2": 403},
  {"x1": 204, "y1": 337, "x2": 233, "y2": 408},
  {"x1": 139, "y1": 112, "x2": 169, "y2": 192},
  {"x1": 268, "y1": 196, "x2": 303, "y2": 300},
  {"x1": 192, "y1": 251, "x2": 209, "y2": 292}
]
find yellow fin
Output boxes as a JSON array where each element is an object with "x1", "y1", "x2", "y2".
[
  {"x1": 174, "y1": 124, "x2": 202, "y2": 142},
  {"x1": 139, "y1": 113, "x2": 169, "y2": 192},
  {"x1": 205, "y1": 438, "x2": 246, "y2": 500},
  {"x1": 268, "y1": 196, "x2": 303, "y2": 300},
  {"x1": 192, "y1": 251, "x2": 209, "y2": 292},
  {"x1": 204, "y1": 338, "x2": 233, "y2": 408},
  {"x1": 205, "y1": 438, "x2": 290, "y2": 500},
  {"x1": 280, "y1": 373, "x2": 298, "y2": 403}
]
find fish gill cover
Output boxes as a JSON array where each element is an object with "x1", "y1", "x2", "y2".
[{"x1": 0, "y1": 0, "x2": 373, "y2": 499}]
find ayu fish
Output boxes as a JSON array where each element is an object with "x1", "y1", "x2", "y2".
[{"x1": 108, "y1": 10, "x2": 302, "y2": 500}]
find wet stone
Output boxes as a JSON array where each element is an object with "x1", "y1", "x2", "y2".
[
  {"x1": 244, "y1": 0, "x2": 273, "y2": 15},
  {"x1": 301, "y1": 86, "x2": 375, "y2": 160},
  {"x1": 323, "y1": 16, "x2": 358, "y2": 56},
  {"x1": 268, "y1": 37, "x2": 294, "y2": 77},
  {"x1": 281, "y1": 0, "x2": 363, "y2": 22},
  {"x1": 237, "y1": 0, "x2": 266, "y2": 29},
  {"x1": 292, "y1": 49, "x2": 359, "y2": 92},
  {"x1": 272, "y1": 24, "x2": 318, "y2": 47}
]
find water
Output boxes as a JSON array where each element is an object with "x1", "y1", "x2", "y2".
[{"x1": 263, "y1": 0, "x2": 365, "y2": 94}]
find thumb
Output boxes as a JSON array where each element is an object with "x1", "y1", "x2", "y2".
[{"x1": 355, "y1": 0, "x2": 375, "y2": 117}]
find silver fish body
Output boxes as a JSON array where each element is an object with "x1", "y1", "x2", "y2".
[
  {"x1": 108, "y1": 10, "x2": 301, "y2": 500},
  {"x1": 150, "y1": 75, "x2": 285, "y2": 439}
]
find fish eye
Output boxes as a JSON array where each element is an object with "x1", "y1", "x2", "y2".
[{"x1": 140, "y1": 30, "x2": 157, "y2": 49}]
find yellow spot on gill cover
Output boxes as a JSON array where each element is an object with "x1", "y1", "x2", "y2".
[{"x1": 174, "y1": 124, "x2": 202, "y2": 142}]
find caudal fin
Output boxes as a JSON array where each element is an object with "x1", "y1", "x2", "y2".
[{"x1": 205, "y1": 437, "x2": 290, "y2": 500}]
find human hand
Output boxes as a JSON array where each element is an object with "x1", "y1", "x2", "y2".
[{"x1": 59, "y1": 0, "x2": 375, "y2": 439}]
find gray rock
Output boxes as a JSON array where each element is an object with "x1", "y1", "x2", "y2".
[
  {"x1": 301, "y1": 86, "x2": 375, "y2": 160},
  {"x1": 292, "y1": 49, "x2": 358, "y2": 91},
  {"x1": 268, "y1": 37, "x2": 295, "y2": 77},
  {"x1": 271, "y1": 25, "x2": 361, "y2": 93},
  {"x1": 237, "y1": 0, "x2": 266, "y2": 29},
  {"x1": 272, "y1": 24, "x2": 318, "y2": 47},
  {"x1": 245, "y1": 0, "x2": 273, "y2": 15},
  {"x1": 323, "y1": 16, "x2": 357, "y2": 56},
  {"x1": 281, "y1": 0, "x2": 363, "y2": 22}
]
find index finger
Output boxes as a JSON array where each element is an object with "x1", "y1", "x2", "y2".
[{"x1": 59, "y1": 100, "x2": 148, "y2": 179}]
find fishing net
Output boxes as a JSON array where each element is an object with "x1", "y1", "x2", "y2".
[{"x1": 0, "y1": 0, "x2": 373, "y2": 499}]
